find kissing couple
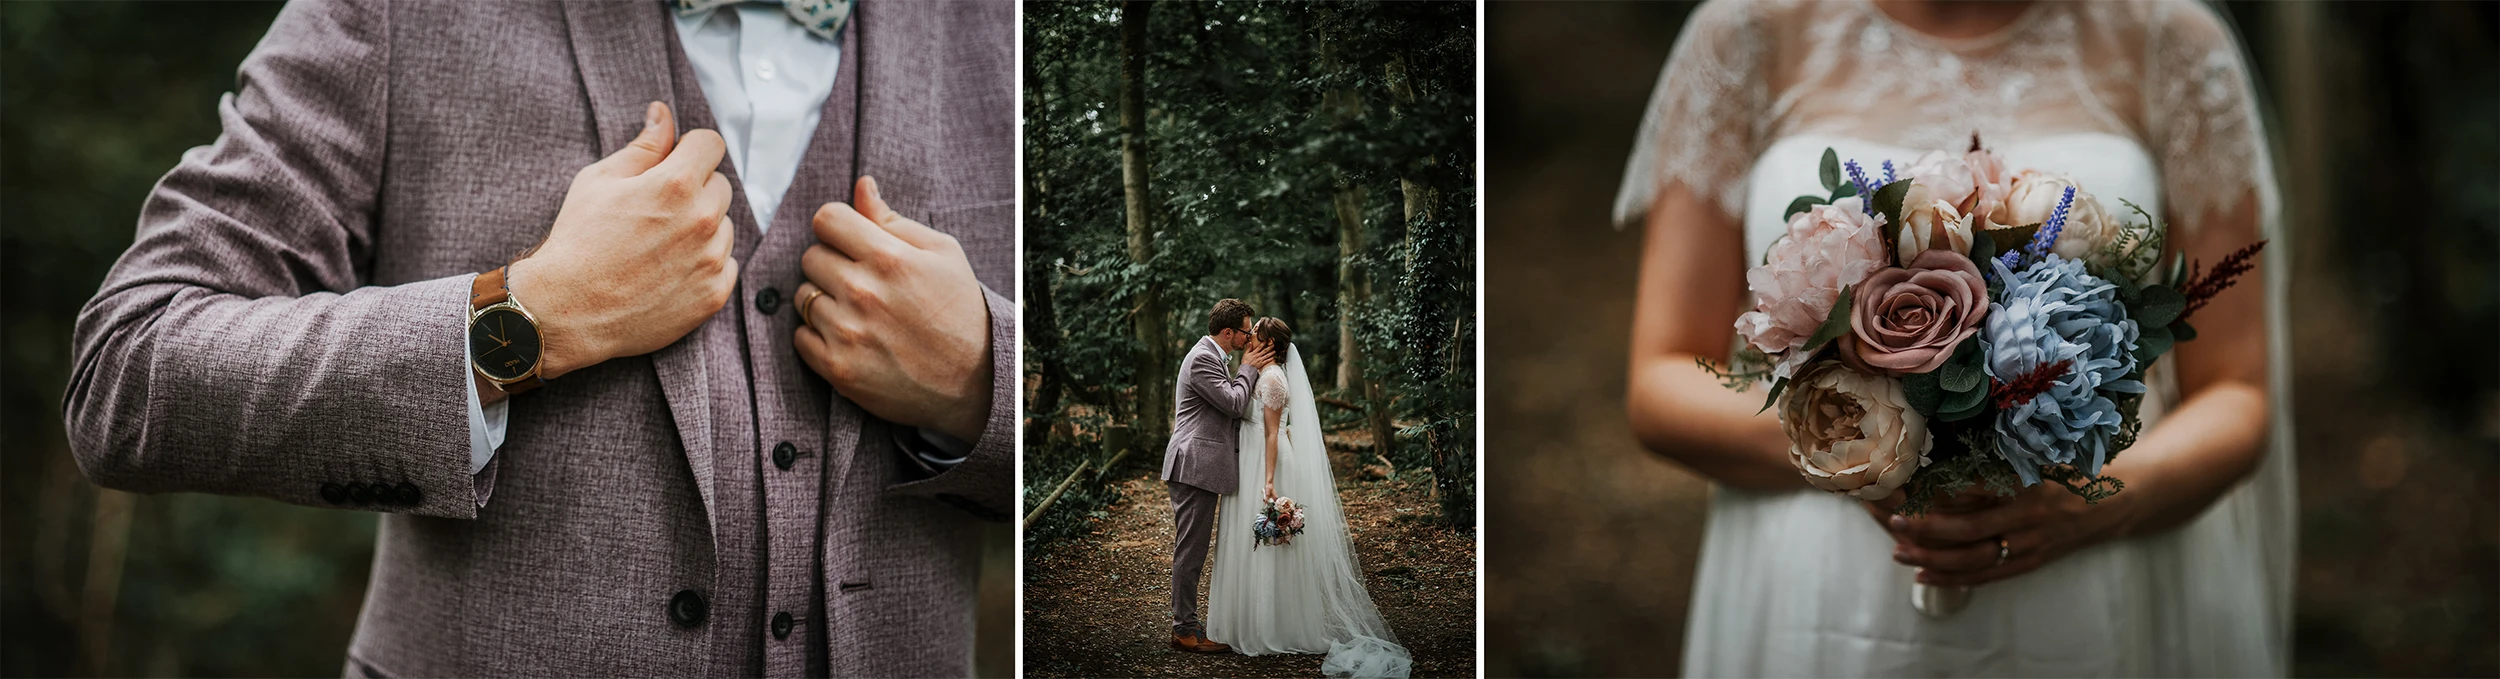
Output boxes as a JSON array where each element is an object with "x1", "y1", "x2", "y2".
[{"x1": 1160, "y1": 299, "x2": 1412, "y2": 678}]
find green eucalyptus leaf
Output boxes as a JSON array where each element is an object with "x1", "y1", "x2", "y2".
[
  {"x1": 1832, "y1": 182, "x2": 1858, "y2": 203},
  {"x1": 1786, "y1": 195, "x2": 1827, "y2": 221},
  {"x1": 1802, "y1": 285, "x2": 1856, "y2": 353},
  {"x1": 2135, "y1": 324, "x2": 2175, "y2": 364},
  {"x1": 1903, "y1": 371, "x2": 1944, "y2": 418},
  {"x1": 1939, "y1": 398, "x2": 1990, "y2": 422},
  {"x1": 2171, "y1": 320, "x2": 2198, "y2": 342},
  {"x1": 1820, "y1": 147, "x2": 1842, "y2": 192},
  {"x1": 1941, "y1": 379, "x2": 1989, "y2": 413},
  {"x1": 1939, "y1": 339, "x2": 1986, "y2": 392},
  {"x1": 2135, "y1": 284, "x2": 2186, "y2": 328},
  {"x1": 2166, "y1": 251, "x2": 2189, "y2": 286},
  {"x1": 2103, "y1": 269, "x2": 2141, "y2": 306}
]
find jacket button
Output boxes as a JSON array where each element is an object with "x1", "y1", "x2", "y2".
[
  {"x1": 347, "y1": 482, "x2": 373, "y2": 505},
  {"x1": 320, "y1": 483, "x2": 347, "y2": 505},
  {"x1": 755, "y1": 287, "x2": 781, "y2": 315},
  {"x1": 773, "y1": 442, "x2": 797, "y2": 471},
  {"x1": 771, "y1": 611, "x2": 794, "y2": 640},
  {"x1": 667, "y1": 589, "x2": 708, "y2": 628},
  {"x1": 395, "y1": 482, "x2": 423, "y2": 506}
]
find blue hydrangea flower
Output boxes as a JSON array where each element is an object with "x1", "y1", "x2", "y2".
[{"x1": 1981, "y1": 255, "x2": 2147, "y2": 484}]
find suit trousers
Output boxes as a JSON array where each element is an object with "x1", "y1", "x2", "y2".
[{"x1": 1168, "y1": 480, "x2": 1220, "y2": 632}]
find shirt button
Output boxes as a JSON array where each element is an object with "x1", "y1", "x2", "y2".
[
  {"x1": 771, "y1": 611, "x2": 794, "y2": 640},
  {"x1": 773, "y1": 442, "x2": 798, "y2": 471},
  {"x1": 755, "y1": 58, "x2": 777, "y2": 81},
  {"x1": 756, "y1": 287, "x2": 782, "y2": 315},
  {"x1": 320, "y1": 483, "x2": 347, "y2": 505},
  {"x1": 668, "y1": 589, "x2": 709, "y2": 628}
]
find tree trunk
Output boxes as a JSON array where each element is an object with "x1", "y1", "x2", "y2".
[
  {"x1": 1119, "y1": 1, "x2": 1170, "y2": 445},
  {"x1": 1024, "y1": 66, "x2": 1063, "y2": 452}
]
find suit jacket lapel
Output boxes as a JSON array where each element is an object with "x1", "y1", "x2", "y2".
[{"x1": 560, "y1": 0, "x2": 720, "y2": 536}]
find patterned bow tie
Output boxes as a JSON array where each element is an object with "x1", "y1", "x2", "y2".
[{"x1": 673, "y1": 0, "x2": 851, "y2": 41}]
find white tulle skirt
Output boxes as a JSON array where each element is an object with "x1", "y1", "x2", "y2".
[
  {"x1": 1205, "y1": 350, "x2": 1412, "y2": 678},
  {"x1": 1680, "y1": 458, "x2": 2291, "y2": 677}
]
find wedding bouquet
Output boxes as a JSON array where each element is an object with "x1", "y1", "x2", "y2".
[
  {"x1": 1706, "y1": 138, "x2": 2264, "y2": 515},
  {"x1": 1252, "y1": 496, "x2": 1306, "y2": 549}
]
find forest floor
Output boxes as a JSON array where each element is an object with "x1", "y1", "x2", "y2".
[{"x1": 1024, "y1": 435, "x2": 1476, "y2": 678}]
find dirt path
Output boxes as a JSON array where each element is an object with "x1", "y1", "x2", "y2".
[{"x1": 1024, "y1": 448, "x2": 1476, "y2": 678}]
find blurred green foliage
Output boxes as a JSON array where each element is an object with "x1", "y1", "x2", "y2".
[{"x1": 0, "y1": 3, "x2": 1008, "y2": 676}]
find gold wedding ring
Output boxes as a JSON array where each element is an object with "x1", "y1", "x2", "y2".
[
  {"x1": 1995, "y1": 537, "x2": 2011, "y2": 567},
  {"x1": 798, "y1": 288, "x2": 823, "y2": 329}
]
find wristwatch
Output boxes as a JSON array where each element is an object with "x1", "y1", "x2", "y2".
[{"x1": 467, "y1": 265, "x2": 547, "y2": 395}]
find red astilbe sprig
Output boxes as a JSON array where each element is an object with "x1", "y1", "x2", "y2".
[
  {"x1": 2177, "y1": 241, "x2": 2267, "y2": 322},
  {"x1": 1991, "y1": 360, "x2": 2073, "y2": 410}
]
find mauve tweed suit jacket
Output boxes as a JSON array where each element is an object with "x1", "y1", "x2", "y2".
[
  {"x1": 1160, "y1": 336, "x2": 1256, "y2": 495},
  {"x1": 61, "y1": 1, "x2": 1014, "y2": 676}
]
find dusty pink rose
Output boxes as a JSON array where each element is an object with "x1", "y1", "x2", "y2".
[
  {"x1": 1737, "y1": 198, "x2": 1889, "y2": 378},
  {"x1": 1781, "y1": 361, "x2": 1932, "y2": 500},
  {"x1": 1840, "y1": 249, "x2": 1989, "y2": 376}
]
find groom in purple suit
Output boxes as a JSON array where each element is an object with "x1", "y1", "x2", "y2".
[
  {"x1": 1161, "y1": 298, "x2": 1275, "y2": 654},
  {"x1": 61, "y1": 0, "x2": 1011, "y2": 675}
]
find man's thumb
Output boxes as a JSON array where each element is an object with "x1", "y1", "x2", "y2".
[
  {"x1": 606, "y1": 101, "x2": 676, "y2": 175},
  {"x1": 854, "y1": 175, "x2": 898, "y2": 224}
]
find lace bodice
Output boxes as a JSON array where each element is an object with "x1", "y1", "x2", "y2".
[
  {"x1": 1615, "y1": 0, "x2": 2268, "y2": 234},
  {"x1": 1255, "y1": 366, "x2": 1290, "y2": 414}
]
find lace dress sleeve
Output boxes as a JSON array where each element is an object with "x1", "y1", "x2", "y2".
[
  {"x1": 1613, "y1": 0, "x2": 1767, "y2": 226},
  {"x1": 1256, "y1": 368, "x2": 1289, "y2": 413},
  {"x1": 2143, "y1": 1, "x2": 2273, "y2": 235}
]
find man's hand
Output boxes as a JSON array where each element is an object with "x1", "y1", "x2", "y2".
[
  {"x1": 794, "y1": 176, "x2": 994, "y2": 442},
  {"x1": 1243, "y1": 345, "x2": 1275, "y2": 371},
  {"x1": 510, "y1": 102, "x2": 739, "y2": 380}
]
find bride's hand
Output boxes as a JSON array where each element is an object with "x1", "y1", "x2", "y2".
[
  {"x1": 1888, "y1": 481, "x2": 2137, "y2": 587},
  {"x1": 1859, "y1": 486, "x2": 1996, "y2": 548},
  {"x1": 1262, "y1": 480, "x2": 1275, "y2": 502}
]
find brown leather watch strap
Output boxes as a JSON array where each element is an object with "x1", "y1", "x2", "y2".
[{"x1": 470, "y1": 266, "x2": 511, "y2": 311}]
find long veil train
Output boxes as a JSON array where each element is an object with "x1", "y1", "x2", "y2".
[{"x1": 1280, "y1": 345, "x2": 1413, "y2": 679}]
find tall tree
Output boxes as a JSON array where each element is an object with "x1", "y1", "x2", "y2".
[{"x1": 1119, "y1": 0, "x2": 1169, "y2": 445}]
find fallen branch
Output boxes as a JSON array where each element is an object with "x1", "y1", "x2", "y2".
[
  {"x1": 1021, "y1": 460, "x2": 1092, "y2": 532},
  {"x1": 1318, "y1": 395, "x2": 1363, "y2": 411},
  {"x1": 1093, "y1": 447, "x2": 1132, "y2": 483}
]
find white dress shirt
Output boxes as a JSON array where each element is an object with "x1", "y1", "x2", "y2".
[{"x1": 464, "y1": 3, "x2": 846, "y2": 475}]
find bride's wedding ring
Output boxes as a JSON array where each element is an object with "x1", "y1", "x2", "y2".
[
  {"x1": 1995, "y1": 537, "x2": 2011, "y2": 567},
  {"x1": 798, "y1": 288, "x2": 822, "y2": 329}
]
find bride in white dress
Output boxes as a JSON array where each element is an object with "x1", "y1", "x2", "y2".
[
  {"x1": 1617, "y1": 1, "x2": 2294, "y2": 676},
  {"x1": 1206, "y1": 318, "x2": 1413, "y2": 679}
]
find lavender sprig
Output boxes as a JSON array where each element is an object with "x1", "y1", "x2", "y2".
[
  {"x1": 1882, "y1": 160, "x2": 1898, "y2": 185},
  {"x1": 1845, "y1": 160, "x2": 1877, "y2": 217},
  {"x1": 2000, "y1": 186, "x2": 2074, "y2": 271}
]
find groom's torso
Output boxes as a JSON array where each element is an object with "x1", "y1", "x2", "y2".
[
  {"x1": 343, "y1": 2, "x2": 1010, "y2": 677},
  {"x1": 1163, "y1": 336, "x2": 1242, "y2": 494}
]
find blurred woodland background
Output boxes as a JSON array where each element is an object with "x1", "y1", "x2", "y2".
[
  {"x1": 1020, "y1": 0, "x2": 1474, "y2": 546},
  {"x1": 1486, "y1": 2, "x2": 2498, "y2": 677},
  {"x1": 1019, "y1": 2, "x2": 1476, "y2": 676},
  {"x1": 0, "y1": 3, "x2": 1009, "y2": 676}
]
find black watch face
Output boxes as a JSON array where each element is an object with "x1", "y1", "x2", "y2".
[{"x1": 469, "y1": 307, "x2": 542, "y2": 381}]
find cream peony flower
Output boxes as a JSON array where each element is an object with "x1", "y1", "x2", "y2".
[
  {"x1": 1896, "y1": 191, "x2": 1975, "y2": 266},
  {"x1": 1737, "y1": 198, "x2": 1891, "y2": 378},
  {"x1": 1963, "y1": 148, "x2": 2014, "y2": 228},
  {"x1": 1780, "y1": 362, "x2": 1934, "y2": 500},
  {"x1": 1904, "y1": 151, "x2": 1977, "y2": 212},
  {"x1": 2002, "y1": 170, "x2": 2114, "y2": 261}
]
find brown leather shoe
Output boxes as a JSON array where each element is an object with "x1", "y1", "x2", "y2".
[{"x1": 1169, "y1": 631, "x2": 1232, "y2": 654}]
